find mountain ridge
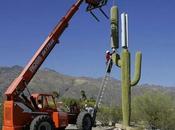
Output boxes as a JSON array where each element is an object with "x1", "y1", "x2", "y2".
[{"x1": 0, "y1": 65, "x2": 175, "y2": 105}]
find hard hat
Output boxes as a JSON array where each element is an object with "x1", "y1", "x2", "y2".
[{"x1": 106, "y1": 50, "x2": 110, "y2": 54}]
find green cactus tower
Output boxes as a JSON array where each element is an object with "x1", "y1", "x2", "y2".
[{"x1": 110, "y1": 6, "x2": 142, "y2": 127}]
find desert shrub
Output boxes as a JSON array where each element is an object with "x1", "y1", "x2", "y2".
[
  {"x1": 132, "y1": 90, "x2": 175, "y2": 130},
  {"x1": 97, "y1": 105, "x2": 122, "y2": 126},
  {"x1": 61, "y1": 97, "x2": 79, "y2": 106}
]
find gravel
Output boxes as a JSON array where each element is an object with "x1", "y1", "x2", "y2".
[{"x1": 66, "y1": 124, "x2": 114, "y2": 130}]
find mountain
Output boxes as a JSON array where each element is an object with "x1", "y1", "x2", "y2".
[{"x1": 0, "y1": 66, "x2": 175, "y2": 105}]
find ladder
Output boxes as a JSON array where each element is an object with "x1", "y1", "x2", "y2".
[
  {"x1": 95, "y1": 58, "x2": 113, "y2": 109},
  {"x1": 95, "y1": 72, "x2": 110, "y2": 108},
  {"x1": 91, "y1": 59, "x2": 113, "y2": 126}
]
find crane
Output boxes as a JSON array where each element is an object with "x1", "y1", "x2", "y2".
[{"x1": 3, "y1": 0, "x2": 109, "y2": 130}]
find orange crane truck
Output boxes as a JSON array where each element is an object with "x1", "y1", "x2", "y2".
[{"x1": 2, "y1": 0, "x2": 108, "y2": 130}]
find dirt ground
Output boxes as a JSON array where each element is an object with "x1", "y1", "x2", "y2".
[{"x1": 66, "y1": 125, "x2": 114, "y2": 130}]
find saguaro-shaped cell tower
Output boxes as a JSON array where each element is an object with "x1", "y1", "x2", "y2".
[{"x1": 110, "y1": 5, "x2": 142, "y2": 128}]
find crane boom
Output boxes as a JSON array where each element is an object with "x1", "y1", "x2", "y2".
[
  {"x1": 3, "y1": 1, "x2": 110, "y2": 130},
  {"x1": 5, "y1": 0, "x2": 84, "y2": 100}
]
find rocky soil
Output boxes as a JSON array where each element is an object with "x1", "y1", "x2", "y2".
[{"x1": 66, "y1": 125, "x2": 114, "y2": 130}]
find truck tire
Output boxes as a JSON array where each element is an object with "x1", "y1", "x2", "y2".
[
  {"x1": 30, "y1": 115, "x2": 55, "y2": 130},
  {"x1": 76, "y1": 111, "x2": 92, "y2": 130}
]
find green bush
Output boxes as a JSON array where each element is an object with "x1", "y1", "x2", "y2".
[
  {"x1": 61, "y1": 97, "x2": 122, "y2": 126},
  {"x1": 61, "y1": 97, "x2": 79, "y2": 106},
  {"x1": 131, "y1": 90, "x2": 175, "y2": 130},
  {"x1": 97, "y1": 105, "x2": 122, "y2": 126}
]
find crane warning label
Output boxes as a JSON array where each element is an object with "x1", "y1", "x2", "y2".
[{"x1": 29, "y1": 39, "x2": 55, "y2": 73}]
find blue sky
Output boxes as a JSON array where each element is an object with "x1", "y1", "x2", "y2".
[{"x1": 0, "y1": 0, "x2": 175, "y2": 86}]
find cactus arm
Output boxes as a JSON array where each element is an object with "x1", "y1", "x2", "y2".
[{"x1": 131, "y1": 51, "x2": 142, "y2": 86}]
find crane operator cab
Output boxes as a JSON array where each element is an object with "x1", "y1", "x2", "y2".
[{"x1": 32, "y1": 94, "x2": 57, "y2": 111}]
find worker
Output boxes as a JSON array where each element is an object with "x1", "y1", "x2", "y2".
[
  {"x1": 105, "y1": 50, "x2": 115, "y2": 73},
  {"x1": 106, "y1": 49, "x2": 116, "y2": 64},
  {"x1": 105, "y1": 50, "x2": 112, "y2": 65},
  {"x1": 38, "y1": 99, "x2": 42, "y2": 109}
]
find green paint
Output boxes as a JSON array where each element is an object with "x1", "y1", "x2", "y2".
[
  {"x1": 110, "y1": 6, "x2": 119, "y2": 49},
  {"x1": 110, "y1": 5, "x2": 142, "y2": 128},
  {"x1": 113, "y1": 49, "x2": 142, "y2": 127},
  {"x1": 121, "y1": 49, "x2": 131, "y2": 126},
  {"x1": 131, "y1": 52, "x2": 142, "y2": 86}
]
